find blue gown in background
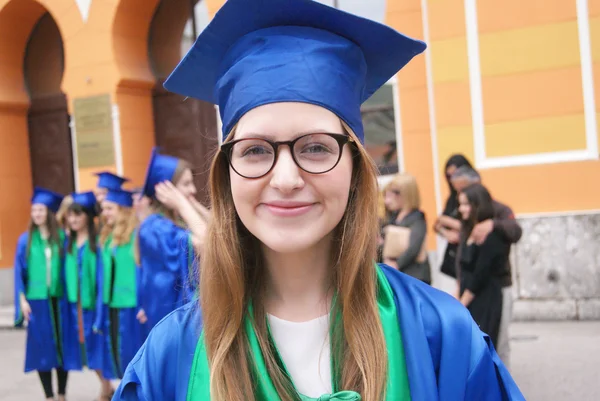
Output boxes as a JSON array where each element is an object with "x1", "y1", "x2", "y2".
[
  {"x1": 138, "y1": 214, "x2": 195, "y2": 331},
  {"x1": 61, "y1": 242, "x2": 110, "y2": 374},
  {"x1": 113, "y1": 265, "x2": 525, "y2": 401},
  {"x1": 13, "y1": 232, "x2": 65, "y2": 373},
  {"x1": 103, "y1": 244, "x2": 146, "y2": 379}
]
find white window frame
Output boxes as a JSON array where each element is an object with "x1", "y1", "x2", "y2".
[
  {"x1": 464, "y1": 0, "x2": 599, "y2": 169},
  {"x1": 373, "y1": 76, "x2": 404, "y2": 188}
]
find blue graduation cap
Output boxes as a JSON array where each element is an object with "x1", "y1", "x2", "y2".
[
  {"x1": 71, "y1": 191, "x2": 97, "y2": 213},
  {"x1": 95, "y1": 171, "x2": 129, "y2": 191},
  {"x1": 163, "y1": 0, "x2": 426, "y2": 143},
  {"x1": 31, "y1": 187, "x2": 64, "y2": 214},
  {"x1": 142, "y1": 147, "x2": 179, "y2": 198},
  {"x1": 104, "y1": 189, "x2": 134, "y2": 208}
]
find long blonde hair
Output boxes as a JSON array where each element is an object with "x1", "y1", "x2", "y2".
[
  {"x1": 200, "y1": 121, "x2": 387, "y2": 401},
  {"x1": 100, "y1": 206, "x2": 137, "y2": 246},
  {"x1": 383, "y1": 173, "x2": 421, "y2": 212}
]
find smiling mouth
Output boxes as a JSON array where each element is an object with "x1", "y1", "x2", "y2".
[{"x1": 262, "y1": 203, "x2": 316, "y2": 217}]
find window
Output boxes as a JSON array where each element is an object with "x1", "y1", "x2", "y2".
[{"x1": 361, "y1": 81, "x2": 402, "y2": 176}]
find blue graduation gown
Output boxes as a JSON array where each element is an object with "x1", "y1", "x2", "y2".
[
  {"x1": 104, "y1": 260, "x2": 146, "y2": 379},
  {"x1": 61, "y1": 243, "x2": 108, "y2": 372},
  {"x1": 13, "y1": 232, "x2": 65, "y2": 372},
  {"x1": 112, "y1": 265, "x2": 525, "y2": 400},
  {"x1": 138, "y1": 214, "x2": 195, "y2": 331}
]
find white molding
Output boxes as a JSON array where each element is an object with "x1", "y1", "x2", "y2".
[
  {"x1": 464, "y1": 0, "x2": 599, "y2": 169},
  {"x1": 464, "y1": 0, "x2": 486, "y2": 167},
  {"x1": 478, "y1": 149, "x2": 597, "y2": 169},
  {"x1": 216, "y1": 105, "x2": 223, "y2": 145},
  {"x1": 577, "y1": 0, "x2": 599, "y2": 159},
  {"x1": 421, "y1": 0, "x2": 443, "y2": 214},
  {"x1": 390, "y1": 79, "x2": 404, "y2": 172},
  {"x1": 69, "y1": 117, "x2": 80, "y2": 192},
  {"x1": 112, "y1": 104, "x2": 124, "y2": 175}
]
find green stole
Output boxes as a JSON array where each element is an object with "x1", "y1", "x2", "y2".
[
  {"x1": 65, "y1": 240, "x2": 97, "y2": 309},
  {"x1": 186, "y1": 266, "x2": 411, "y2": 400},
  {"x1": 102, "y1": 232, "x2": 138, "y2": 308},
  {"x1": 26, "y1": 229, "x2": 64, "y2": 299}
]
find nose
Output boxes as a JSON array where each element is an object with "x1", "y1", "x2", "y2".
[{"x1": 269, "y1": 146, "x2": 304, "y2": 193}]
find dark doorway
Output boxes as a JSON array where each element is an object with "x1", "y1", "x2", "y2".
[
  {"x1": 24, "y1": 13, "x2": 75, "y2": 195},
  {"x1": 149, "y1": 0, "x2": 218, "y2": 205}
]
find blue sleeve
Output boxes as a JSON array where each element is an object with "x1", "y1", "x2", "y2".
[
  {"x1": 136, "y1": 264, "x2": 144, "y2": 314},
  {"x1": 180, "y1": 232, "x2": 197, "y2": 304},
  {"x1": 93, "y1": 246, "x2": 104, "y2": 331},
  {"x1": 13, "y1": 233, "x2": 28, "y2": 326},
  {"x1": 465, "y1": 322, "x2": 525, "y2": 401},
  {"x1": 112, "y1": 304, "x2": 199, "y2": 401},
  {"x1": 138, "y1": 216, "x2": 189, "y2": 309}
]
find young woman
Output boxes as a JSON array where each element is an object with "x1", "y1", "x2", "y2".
[
  {"x1": 137, "y1": 149, "x2": 207, "y2": 331},
  {"x1": 14, "y1": 187, "x2": 68, "y2": 401},
  {"x1": 100, "y1": 188, "x2": 145, "y2": 379},
  {"x1": 114, "y1": 0, "x2": 523, "y2": 400},
  {"x1": 381, "y1": 173, "x2": 431, "y2": 284},
  {"x1": 434, "y1": 154, "x2": 473, "y2": 278},
  {"x1": 60, "y1": 191, "x2": 113, "y2": 400},
  {"x1": 456, "y1": 184, "x2": 510, "y2": 348}
]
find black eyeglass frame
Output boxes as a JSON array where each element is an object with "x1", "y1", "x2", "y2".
[{"x1": 221, "y1": 133, "x2": 355, "y2": 179}]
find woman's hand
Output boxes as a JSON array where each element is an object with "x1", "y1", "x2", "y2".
[
  {"x1": 155, "y1": 181, "x2": 188, "y2": 212},
  {"x1": 384, "y1": 258, "x2": 399, "y2": 270},
  {"x1": 136, "y1": 309, "x2": 148, "y2": 324},
  {"x1": 19, "y1": 295, "x2": 32, "y2": 322}
]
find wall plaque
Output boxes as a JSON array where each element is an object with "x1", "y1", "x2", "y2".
[{"x1": 73, "y1": 94, "x2": 115, "y2": 168}]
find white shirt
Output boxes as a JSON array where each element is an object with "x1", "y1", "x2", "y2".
[{"x1": 267, "y1": 313, "x2": 332, "y2": 398}]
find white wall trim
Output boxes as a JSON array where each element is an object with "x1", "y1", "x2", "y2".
[
  {"x1": 215, "y1": 105, "x2": 223, "y2": 146},
  {"x1": 577, "y1": 0, "x2": 599, "y2": 159},
  {"x1": 390, "y1": 78, "x2": 405, "y2": 173},
  {"x1": 464, "y1": 0, "x2": 599, "y2": 169},
  {"x1": 464, "y1": 0, "x2": 486, "y2": 168},
  {"x1": 111, "y1": 104, "x2": 124, "y2": 175},
  {"x1": 69, "y1": 116, "x2": 80, "y2": 192},
  {"x1": 421, "y1": 0, "x2": 443, "y2": 215},
  {"x1": 374, "y1": 78, "x2": 404, "y2": 186},
  {"x1": 478, "y1": 148, "x2": 597, "y2": 169}
]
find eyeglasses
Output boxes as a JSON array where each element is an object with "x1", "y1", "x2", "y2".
[{"x1": 221, "y1": 133, "x2": 354, "y2": 179}]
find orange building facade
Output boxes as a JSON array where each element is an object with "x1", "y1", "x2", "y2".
[{"x1": 0, "y1": 0, "x2": 598, "y2": 318}]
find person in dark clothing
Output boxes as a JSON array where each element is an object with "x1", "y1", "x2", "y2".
[
  {"x1": 434, "y1": 154, "x2": 473, "y2": 277},
  {"x1": 381, "y1": 173, "x2": 431, "y2": 284},
  {"x1": 456, "y1": 183, "x2": 509, "y2": 347},
  {"x1": 450, "y1": 165, "x2": 522, "y2": 368}
]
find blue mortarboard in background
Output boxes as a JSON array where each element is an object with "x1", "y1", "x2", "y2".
[
  {"x1": 142, "y1": 147, "x2": 179, "y2": 198},
  {"x1": 164, "y1": 0, "x2": 426, "y2": 143},
  {"x1": 104, "y1": 189, "x2": 134, "y2": 208},
  {"x1": 95, "y1": 172, "x2": 129, "y2": 191},
  {"x1": 71, "y1": 191, "x2": 97, "y2": 213},
  {"x1": 31, "y1": 187, "x2": 64, "y2": 214}
]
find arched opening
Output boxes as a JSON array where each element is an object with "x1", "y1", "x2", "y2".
[
  {"x1": 24, "y1": 12, "x2": 75, "y2": 195},
  {"x1": 148, "y1": 0, "x2": 217, "y2": 205},
  {"x1": 0, "y1": 0, "x2": 75, "y2": 270}
]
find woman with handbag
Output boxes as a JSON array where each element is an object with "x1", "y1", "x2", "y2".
[{"x1": 381, "y1": 173, "x2": 431, "y2": 284}]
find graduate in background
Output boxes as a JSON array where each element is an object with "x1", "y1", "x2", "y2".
[
  {"x1": 114, "y1": 0, "x2": 524, "y2": 399},
  {"x1": 14, "y1": 187, "x2": 68, "y2": 401},
  {"x1": 94, "y1": 172, "x2": 129, "y2": 206},
  {"x1": 137, "y1": 149, "x2": 207, "y2": 331},
  {"x1": 60, "y1": 192, "x2": 114, "y2": 401},
  {"x1": 99, "y1": 188, "x2": 145, "y2": 379}
]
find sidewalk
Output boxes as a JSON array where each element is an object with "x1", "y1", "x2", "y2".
[{"x1": 0, "y1": 305, "x2": 15, "y2": 329}]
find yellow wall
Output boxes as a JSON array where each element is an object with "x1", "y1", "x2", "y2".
[{"x1": 427, "y1": 0, "x2": 600, "y2": 214}]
